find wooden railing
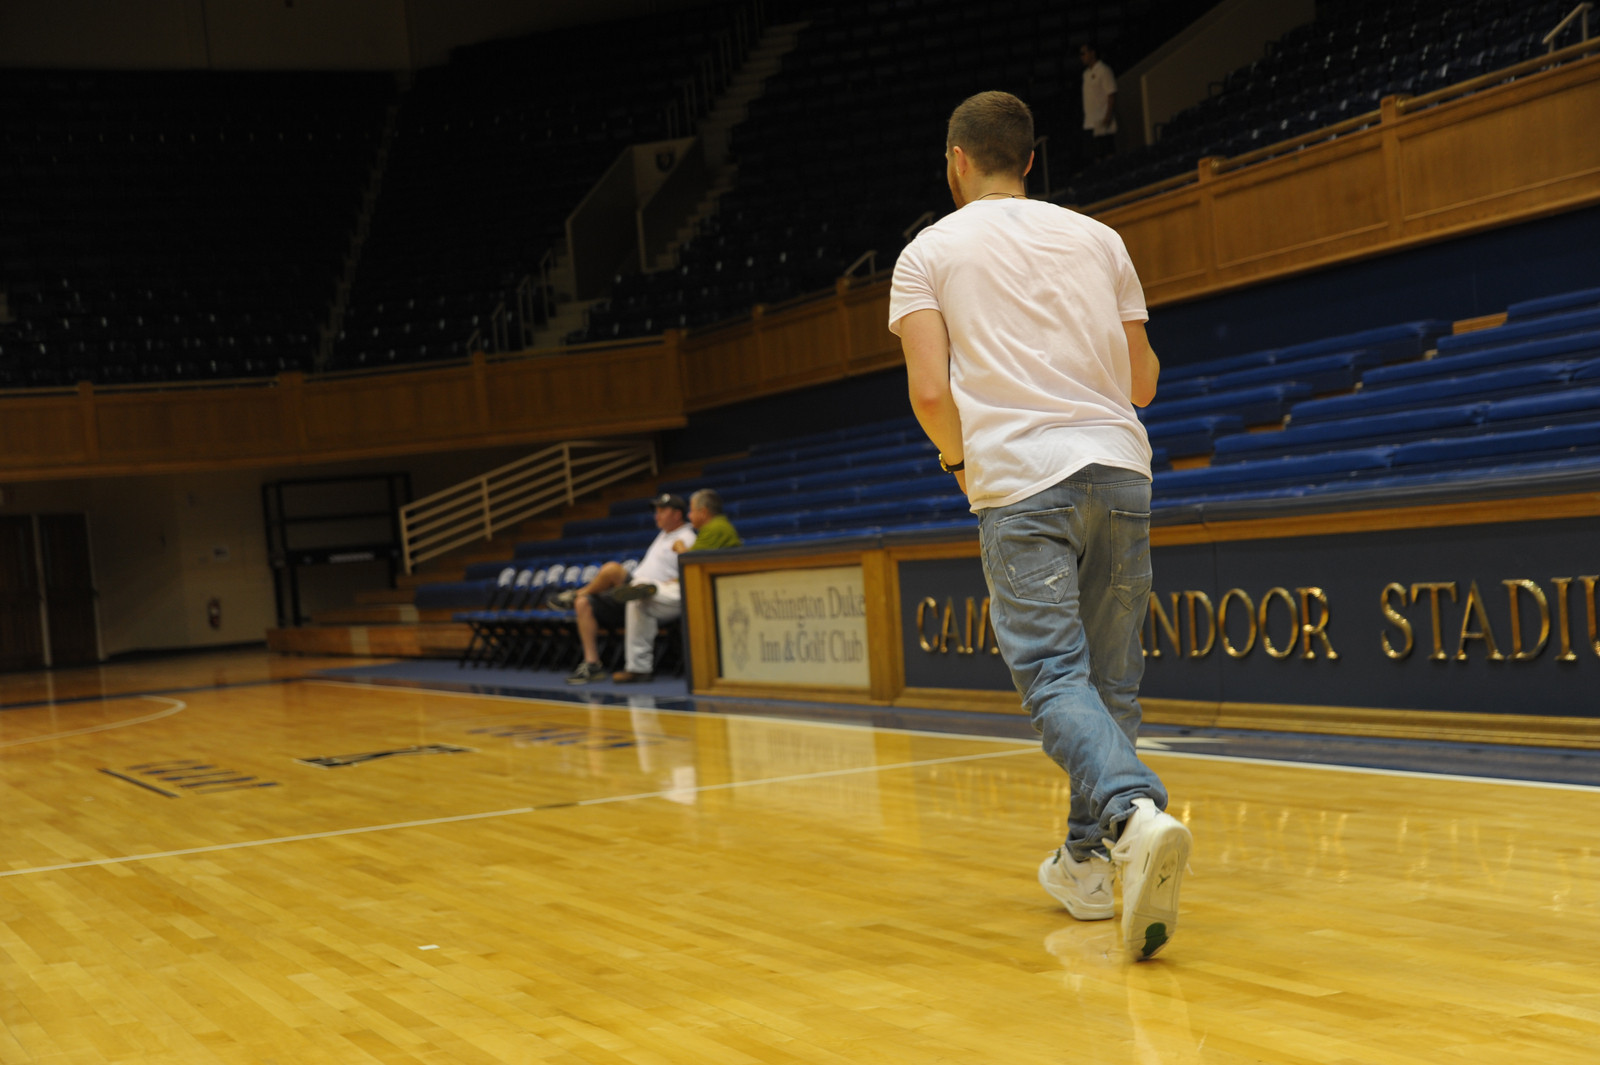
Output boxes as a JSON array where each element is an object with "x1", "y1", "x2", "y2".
[
  {"x1": 2, "y1": 49, "x2": 1596, "y2": 484},
  {"x1": 1100, "y1": 43, "x2": 1600, "y2": 306},
  {"x1": 0, "y1": 341, "x2": 685, "y2": 482},
  {"x1": 399, "y1": 439, "x2": 657, "y2": 573}
]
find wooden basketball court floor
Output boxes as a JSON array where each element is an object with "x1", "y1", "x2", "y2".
[{"x1": 3, "y1": 651, "x2": 1599, "y2": 1064}]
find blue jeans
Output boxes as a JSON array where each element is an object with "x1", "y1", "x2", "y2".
[{"x1": 977, "y1": 464, "x2": 1167, "y2": 862}]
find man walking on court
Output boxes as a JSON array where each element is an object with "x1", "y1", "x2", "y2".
[{"x1": 889, "y1": 90, "x2": 1191, "y2": 960}]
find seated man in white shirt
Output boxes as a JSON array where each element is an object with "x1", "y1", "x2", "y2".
[{"x1": 565, "y1": 493, "x2": 696, "y2": 684}]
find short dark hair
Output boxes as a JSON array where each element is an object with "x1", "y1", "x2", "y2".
[
  {"x1": 947, "y1": 91, "x2": 1034, "y2": 179},
  {"x1": 690, "y1": 488, "x2": 724, "y2": 516}
]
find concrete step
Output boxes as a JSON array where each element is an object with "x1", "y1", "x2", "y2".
[
  {"x1": 267, "y1": 622, "x2": 471, "y2": 658},
  {"x1": 354, "y1": 587, "x2": 416, "y2": 606},
  {"x1": 312, "y1": 604, "x2": 420, "y2": 625}
]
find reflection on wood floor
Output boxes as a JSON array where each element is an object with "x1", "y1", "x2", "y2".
[{"x1": 2, "y1": 652, "x2": 1598, "y2": 1063}]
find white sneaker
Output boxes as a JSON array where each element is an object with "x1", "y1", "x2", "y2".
[
  {"x1": 1037, "y1": 847, "x2": 1115, "y2": 921},
  {"x1": 1108, "y1": 797, "x2": 1191, "y2": 960}
]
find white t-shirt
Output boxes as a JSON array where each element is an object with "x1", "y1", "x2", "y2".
[
  {"x1": 634, "y1": 524, "x2": 697, "y2": 584},
  {"x1": 888, "y1": 197, "x2": 1151, "y2": 511},
  {"x1": 1082, "y1": 60, "x2": 1118, "y2": 135}
]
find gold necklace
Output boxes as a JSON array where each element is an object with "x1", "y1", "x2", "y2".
[{"x1": 977, "y1": 192, "x2": 1026, "y2": 200}]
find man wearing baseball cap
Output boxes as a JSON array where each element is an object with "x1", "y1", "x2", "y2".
[{"x1": 565, "y1": 492, "x2": 697, "y2": 684}]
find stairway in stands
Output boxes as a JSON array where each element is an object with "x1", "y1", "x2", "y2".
[{"x1": 265, "y1": 459, "x2": 707, "y2": 660}]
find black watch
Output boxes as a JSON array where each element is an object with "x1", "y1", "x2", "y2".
[{"x1": 939, "y1": 453, "x2": 965, "y2": 473}]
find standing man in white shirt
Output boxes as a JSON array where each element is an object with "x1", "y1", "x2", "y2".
[
  {"x1": 888, "y1": 90, "x2": 1192, "y2": 961},
  {"x1": 565, "y1": 493, "x2": 697, "y2": 685},
  {"x1": 1080, "y1": 41, "x2": 1118, "y2": 161}
]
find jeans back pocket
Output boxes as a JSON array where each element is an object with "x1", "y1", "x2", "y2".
[{"x1": 985, "y1": 505, "x2": 1077, "y2": 605}]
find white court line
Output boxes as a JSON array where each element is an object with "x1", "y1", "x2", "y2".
[
  {"x1": 0, "y1": 745, "x2": 1036, "y2": 880},
  {"x1": 0, "y1": 696, "x2": 187, "y2": 749},
  {"x1": 1145, "y1": 748, "x2": 1600, "y2": 793}
]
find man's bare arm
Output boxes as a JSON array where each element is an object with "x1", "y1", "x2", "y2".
[
  {"x1": 900, "y1": 308, "x2": 967, "y2": 492},
  {"x1": 1123, "y1": 319, "x2": 1159, "y2": 407}
]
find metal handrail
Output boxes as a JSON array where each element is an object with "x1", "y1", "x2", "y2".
[
  {"x1": 901, "y1": 211, "x2": 934, "y2": 241},
  {"x1": 1210, "y1": 108, "x2": 1382, "y2": 174},
  {"x1": 514, "y1": 275, "x2": 536, "y2": 348},
  {"x1": 1545, "y1": 3, "x2": 1594, "y2": 51},
  {"x1": 1076, "y1": 34, "x2": 1600, "y2": 216},
  {"x1": 538, "y1": 248, "x2": 555, "y2": 321},
  {"x1": 1079, "y1": 168, "x2": 1198, "y2": 213},
  {"x1": 490, "y1": 300, "x2": 510, "y2": 353},
  {"x1": 398, "y1": 439, "x2": 657, "y2": 573},
  {"x1": 842, "y1": 249, "x2": 878, "y2": 277},
  {"x1": 1397, "y1": 33, "x2": 1600, "y2": 113}
]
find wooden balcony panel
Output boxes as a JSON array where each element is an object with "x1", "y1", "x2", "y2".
[
  {"x1": 682, "y1": 322, "x2": 764, "y2": 411},
  {"x1": 0, "y1": 397, "x2": 88, "y2": 470},
  {"x1": 1113, "y1": 194, "x2": 1211, "y2": 300},
  {"x1": 485, "y1": 342, "x2": 684, "y2": 437},
  {"x1": 841, "y1": 282, "x2": 901, "y2": 374},
  {"x1": 302, "y1": 367, "x2": 480, "y2": 451},
  {"x1": 1396, "y1": 66, "x2": 1600, "y2": 235},
  {"x1": 757, "y1": 301, "x2": 848, "y2": 390},
  {"x1": 1209, "y1": 142, "x2": 1391, "y2": 275},
  {"x1": 94, "y1": 388, "x2": 286, "y2": 464}
]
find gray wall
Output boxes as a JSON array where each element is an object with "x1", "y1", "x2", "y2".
[{"x1": 1119, "y1": 0, "x2": 1316, "y2": 148}]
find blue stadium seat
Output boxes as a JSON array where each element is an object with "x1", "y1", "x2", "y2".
[
  {"x1": 1142, "y1": 382, "x2": 1313, "y2": 427},
  {"x1": 1574, "y1": 357, "x2": 1600, "y2": 384},
  {"x1": 1505, "y1": 287, "x2": 1600, "y2": 320},
  {"x1": 1269, "y1": 320, "x2": 1449, "y2": 364},
  {"x1": 1153, "y1": 446, "x2": 1394, "y2": 498},
  {"x1": 1391, "y1": 421, "x2": 1600, "y2": 470},
  {"x1": 1435, "y1": 307, "x2": 1600, "y2": 356},
  {"x1": 1362, "y1": 330, "x2": 1600, "y2": 388},
  {"x1": 1483, "y1": 384, "x2": 1600, "y2": 425},
  {"x1": 1211, "y1": 403, "x2": 1486, "y2": 464},
  {"x1": 1206, "y1": 349, "x2": 1382, "y2": 393},
  {"x1": 1152, "y1": 376, "x2": 1215, "y2": 400},
  {"x1": 1288, "y1": 362, "x2": 1576, "y2": 424},
  {"x1": 1143, "y1": 415, "x2": 1246, "y2": 458},
  {"x1": 1163, "y1": 350, "x2": 1276, "y2": 383}
]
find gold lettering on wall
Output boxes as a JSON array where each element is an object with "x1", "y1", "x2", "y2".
[
  {"x1": 1455, "y1": 580, "x2": 1505, "y2": 662},
  {"x1": 1146, "y1": 592, "x2": 1181, "y2": 659},
  {"x1": 1258, "y1": 587, "x2": 1297, "y2": 660},
  {"x1": 957, "y1": 597, "x2": 978, "y2": 656},
  {"x1": 1584, "y1": 576, "x2": 1600, "y2": 658},
  {"x1": 977, "y1": 597, "x2": 1000, "y2": 655},
  {"x1": 1501, "y1": 579, "x2": 1550, "y2": 661},
  {"x1": 916, "y1": 595, "x2": 1001, "y2": 657},
  {"x1": 1410, "y1": 582, "x2": 1459, "y2": 662},
  {"x1": 938, "y1": 599, "x2": 958, "y2": 654},
  {"x1": 917, "y1": 597, "x2": 939, "y2": 653},
  {"x1": 1380, "y1": 582, "x2": 1414, "y2": 660},
  {"x1": 1184, "y1": 591, "x2": 1216, "y2": 659},
  {"x1": 1552, "y1": 577, "x2": 1578, "y2": 662},
  {"x1": 1295, "y1": 586, "x2": 1339, "y2": 660},
  {"x1": 1218, "y1": 588, "x2": 1256, "y2": 658}
]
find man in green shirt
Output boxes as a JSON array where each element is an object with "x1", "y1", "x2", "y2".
[{"x1": 676, "y1": 488, "x2": 741, "y2": 553}]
